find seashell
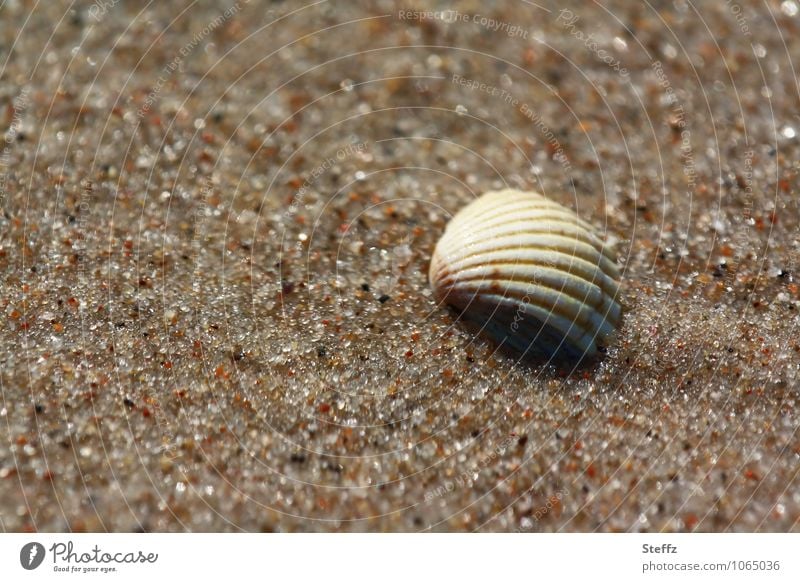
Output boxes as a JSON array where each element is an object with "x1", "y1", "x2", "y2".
[{"x1": 429, "y1": 189, "x2": 622, "y2": 361}]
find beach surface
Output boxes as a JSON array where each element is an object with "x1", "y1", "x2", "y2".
[{"x1": 0, "y1": 0, "x2": 798, "y2": 531}]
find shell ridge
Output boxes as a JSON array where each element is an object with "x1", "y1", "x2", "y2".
[
  {"x1": 435, "y1": 245, "x2": 619, "y2": 289},
  {"x1": 440, "y1": 256, "x2": 621, "y2": 301}
]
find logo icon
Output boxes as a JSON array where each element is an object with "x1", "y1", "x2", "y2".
[{"x1": 20, "y1": 542, "x2": 46, "y2": 570}]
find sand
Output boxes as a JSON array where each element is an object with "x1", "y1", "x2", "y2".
[{"x1": 0, "y1": 0, "x2": 798, "y2": 532}]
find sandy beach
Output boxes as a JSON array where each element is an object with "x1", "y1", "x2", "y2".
[{"x1": 0, "y1": 0, "x2": 798, "y2": 532}]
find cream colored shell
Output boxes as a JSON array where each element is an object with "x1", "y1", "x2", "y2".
[{"x1": 429, "y1": 189, "x2": 622, "y2": 360}]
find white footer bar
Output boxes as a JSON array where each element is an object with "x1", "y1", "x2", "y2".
[{"x1": 1, "y1": 533, "x2": 796, "y2": 581}]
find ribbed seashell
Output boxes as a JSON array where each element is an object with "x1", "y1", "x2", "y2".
[{"x1": 429, "y1": 189, "x2": 622, "y2": 361}]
